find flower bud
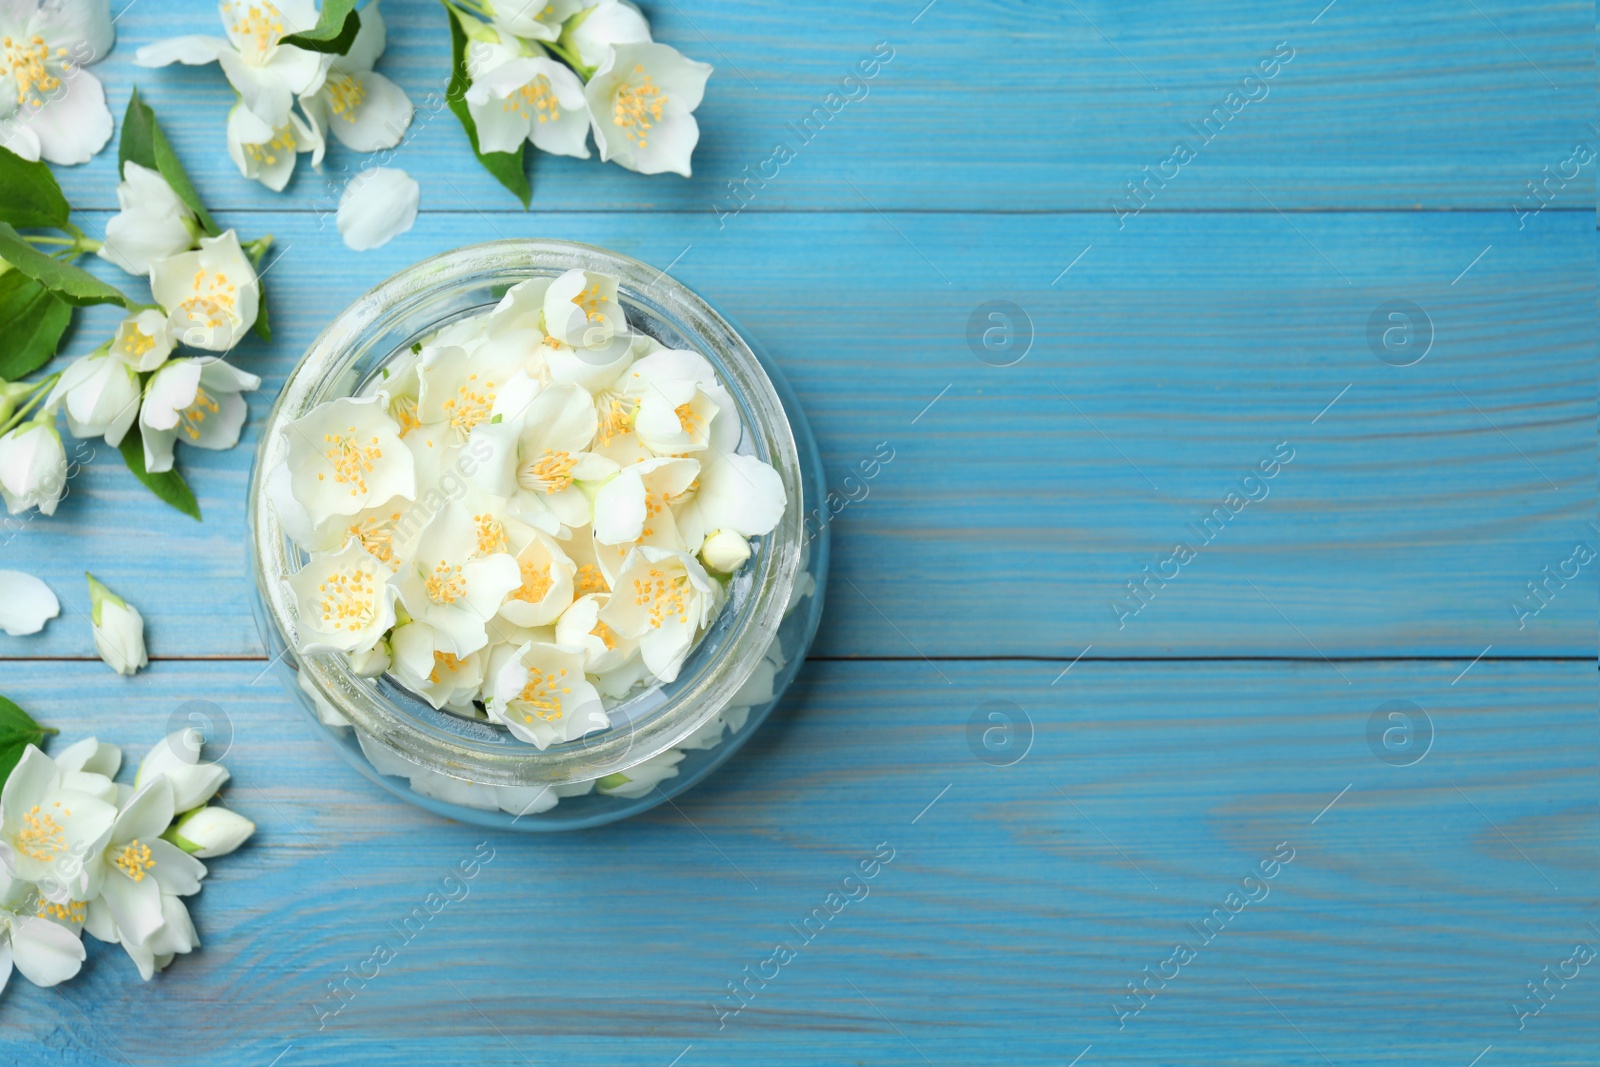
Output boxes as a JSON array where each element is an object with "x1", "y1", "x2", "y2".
[
  {"x1": 165, "y1": 805, "x2": 255, "y2": 858},
  {"x1": 699, "y1": 529, "x2": 751, "y2": 574},
  {"x1": 86, "y1": 572, "x2": 148, "y2": 676},
  {"x1": 0, "y1": 415, "x2": 68, "y2": 516}
]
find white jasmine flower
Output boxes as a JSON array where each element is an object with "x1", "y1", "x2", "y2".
[
  {"x1": 0, "y1": 746, "x2": 117, "y2": 901},
  {"x1": 298, "y1": 2, "x2": 412, "y2": 153},
  {"x1": 0, "y1": 0, "x2": 115, "y2": 165},
  {"x1": 164, "y1": 805, "x2": 254, "y2": 858},
  {"x1": 225, "y1": 101, "x2": 320, "y2": 192},
  {"x1": 98, "y1": 163, "x2": 198, "y2": 275},
  {"x1": 44, "y1": 350, "x2": 141, "y2": 447},
  {"x1": 496, "y1": 523, "x2": 576, "y2": 628},
  {"x1": 85, "y1": 884, "x2": 199, "y2": 980},
  {"x1": 675, "y1": 448, "x2": 788, "y2": 552},
  {"x1": 0, "y1": 415, "x2": 67, "y2": 516},
  {"x1": 336, "y1": 166, "x2": 419, "y2": 252},
  {"x1": 599, "y1": 545, "x2": 718, "y2": 682},
  {"x1": 139, "y1": 356, "x2": 261, "y2": 474},
  {"x1": 86, "y1": 573, "x2": 147, "y2": 676},
  {"x1": 568, "y1": 0, "x2": 651, "y2": 70},
  {"x1": 135, "y1": 728, "x2": 229, "y2": 813},
  {"x1": 466, "y1": 381, "x2": 612, "y2": 535},
  {"x1": 0, "y1": 870, "x2": 86, "y2": 992},
  {"x1": 393, "y1": 503, "x2": 521, "y2": 657},
  {"x1": 487, "y1": 640, "x2": 606, "y2": 749},
  {"x1": 543, "y1": 268, "x2": 631, "y2": 356},
  {"x1": 388, "y1": 619, "x2": 488, "y2": 711},
  {"x1": 585, "y1": 42, "x2": 711, "y2": 178},
  {"x1": 149, "y1": 229, "x2": 262, "y2": 350},
  {"x1": 466, "y1": 42, "x2": 590, "y2": 159},
  {"x1": 413, "y1": 344, "x2": 526, "y2": 448},
  {"x1": 0, "y1": 569, "x2": 59, "y2": 635},
  {"x1": 597, "y1": 747, "x2": 684, "y2": 798},
  {"x1": 591, "y1": 455, "x2": 699, "y2": 547},
  {"x1": 110, "y1": 309, "x2": 176, "y2": 372},
  {"x1": 699, "y1": 528, "x2": 751, "y2": 574},
  {"x1": 633, "y1": 375, "x2": 720, "y2": 455},
  {"x1": 288, "y1": 539, "x2": 398, "y2": 655},
  {"x1": 485, "y1": 0, "x2": 581, "y2": 43},
  {"x1": 307, "y1": 496, "x2": 416, "y2": 570},
  {"x1": 136, "y1": 0, "x2": 328, "y2": 129},
  {"x1": 94, "y1": 777, "x2": 206, "y2": 948},
  {"x1": 554, "y1": 592, "x2": 635, "y2": 675},
  {"x1": 284, "y1": 394, "x2": 416, "y2": 524},
  {"x1": 50, "y1": 737, "x2": 121, "y2": 804}
]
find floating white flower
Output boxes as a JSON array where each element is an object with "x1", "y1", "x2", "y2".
[
  {"x1": 487, "y1": 640, "x2": 605, "y2": 749},
  {"x1": 591, "y1": 455, "x2": 699, "y2": 548},
  {"x1": 543, "y1": 268, "x2": 631, "y2": 358},
  {"x1": 496, "y1": 522, "x2": 576, "y2": 628},
  {"x1": 0, "y1": 746, "x2": 117, "y2": 901},
  {"x1": 92, "y1": 777, "x2": 206, "y2": 949},
  {"x1": 466, "y1": 41, "x2": 590, "y2": 159},
  {"x1": 0, "y1": 869, "x2": 86, "y2": 992},
  {"x1": 298, "y1": 2, "x2": 412, "y2": 153},
  {"x1": 225, "y1": 101, "x2": 320, "y2": 192},
  {"x1": 336, "y1": 166, "x2": 419, "y2": 252},
  {"x1": 86, "y1": 573, "x2": 147, "y2": 676},
  {"x1": 466, "y1": 381, "x2": 612, "y2": 535},
  {"x1": 388, "y1": 619, "x2": 488, "y2": 711},
  {"x1": 596, "y1": 747, "x2": 683, "y2": 798},
  {"x1": 164, "y1": 805, "x2": 254, "y2": 858},
  {"x1": 585, "y1": 42, "x2": 711, "y2": 177},
  {"x1": 284, "y1": 394, "x2": 416, "y2": 525},
  {"x1": 393, "y1": 503, "x2": 521, "y2": 657},
  {"x1": 139, "y1": 357, "x2": 261, "y2": 474},
  {"x1": 288, "y1": 538, "x2": 398, "y2": 655},
  {"x1": 568, "y1": 0, "x2": 651, "y2": 70},
  {"x1": 675, "y1": 448, "x2": 787, "y2": 552},
  {"x1": 0, "y1": 569, "x2": 59, "y2": 636},
  {"x1": 134, "y1": 728, "x2": 229, "y2": 813},
  {"x1": 110, "y1": 309, "x2": 176, "y2": 373},
  {"x1": 0, "y1": 0, "x2": 115, "y2": 165},
  {"x1": 599, "y1": 545, "x2": 718, "y2": 682},
  {"x1": 415, "y1": 343, "x2": 531, "y2": 447},
  {"x1": 0, "y1": 415, "x2": 66, "y2": 516},
  {"x1": 554, "y1": 592, "x2": 635, "y2": 676},
  {"x1": 136, "y1": 0, "x2": 328, "y2": 129},
  {"x1": 98, "y1": 163, "x2": 198, "y2": 275},
  {"x1": 45, "y1": 350, "x2": 141, "y2": 447},
  {"x1": 149, "y1": 229, "x2": 262, "y2": 351}
]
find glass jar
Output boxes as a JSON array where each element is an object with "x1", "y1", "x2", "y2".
[{"x1": 248, "y1": 240, "x2": 828, "y2": 830}]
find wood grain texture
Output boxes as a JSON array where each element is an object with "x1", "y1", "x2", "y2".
[
  {"x1": 0, "y1": 658, "x2": 1593, "y2": 1066},
  {"x1": 1, "y1": 209, "x2": 1590, "y2": 659},
  {"x1": 44, "y1": 0, "x2": 1596, "y2": 214}
]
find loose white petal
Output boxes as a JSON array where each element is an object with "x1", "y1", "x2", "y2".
[
  {"x1": 337, "y1": 167, "x2": 419, "y2": 252},
  {"x1": 0, "y1": 570, "x2": 60, "y2": 636}
]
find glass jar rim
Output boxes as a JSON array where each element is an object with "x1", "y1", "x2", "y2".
[{"x1": 249, "y1": 239, "x2": 805, "y2": 787}]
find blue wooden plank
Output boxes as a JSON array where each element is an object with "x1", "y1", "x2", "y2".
[
  {"x1": 0, "y1": 208, "x2": 1590, "y2": 660},
  {"x1": 0, "y1": 658, "x2": 1591, "y2": 1065},
  {"x1": 38, "y1": 0, "x2": 1594, "y2": 213}
]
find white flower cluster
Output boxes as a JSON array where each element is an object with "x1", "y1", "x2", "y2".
[
  {"x1": 0, "y1": 157, "x2": 269, "y2": 520},
  {"x1": 136, "y1": 0, "x2": 414, "y2": 195},
  {"x1": 457, "y1": 0, "x2": 712, "y2": 178},
  {"x1": 271, "y1": 268, "x2": 787, "y2": 751},
  {"x1": 0, "y1": 730, "x2": 255, "y2": 993}
]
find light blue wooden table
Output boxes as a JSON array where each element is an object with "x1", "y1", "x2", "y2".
[{"x1": 2, "y1": 1, "x2": 1595, "y2": 1064}]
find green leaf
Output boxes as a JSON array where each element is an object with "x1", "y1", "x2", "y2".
[
  {"x1": 0, "y1": 146, "x2": 70, "y2": 230},
  {"x1": 254, "y1": 288, "x2": 271, "y2": 341},
  {"x1": 281, "y1": 0, "x2": 361, "y2": 53},
  {"x1": 0, "y1": 694, "x2": 56, "y2": 788},
  {"x1": 0, "y1": 223, "x2": 130, "y2": 308},
  {"x1": 119, "y1": 423, "x2": 202, "y2": 521},
  {"x1": 119, "y1": 87, "x2": 220, "y2": 237},
  {"x1": 0, "y1": 272, "x2": 71, "y2": 379},
  {"x1": 446, "y1": 4, "x2": 531, "y2": 208}
]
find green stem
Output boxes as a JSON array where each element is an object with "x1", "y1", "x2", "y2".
[
  {"x1": 243, "y1": 233, "x2": 275, "y2": 267},
  {"x1": 537, "y1": 37, "x2": 592, "y2": 79},
  {"x1": 26, "y1": 233, "x2": 101, "y2": 255},
  {"x1": 0, "y1": 373, "x2": 60, "y2": 437}
]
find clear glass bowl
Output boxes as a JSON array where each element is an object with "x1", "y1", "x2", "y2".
[{"x1": 247, "y1": 240, "x2": 828, "y2": 830}]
